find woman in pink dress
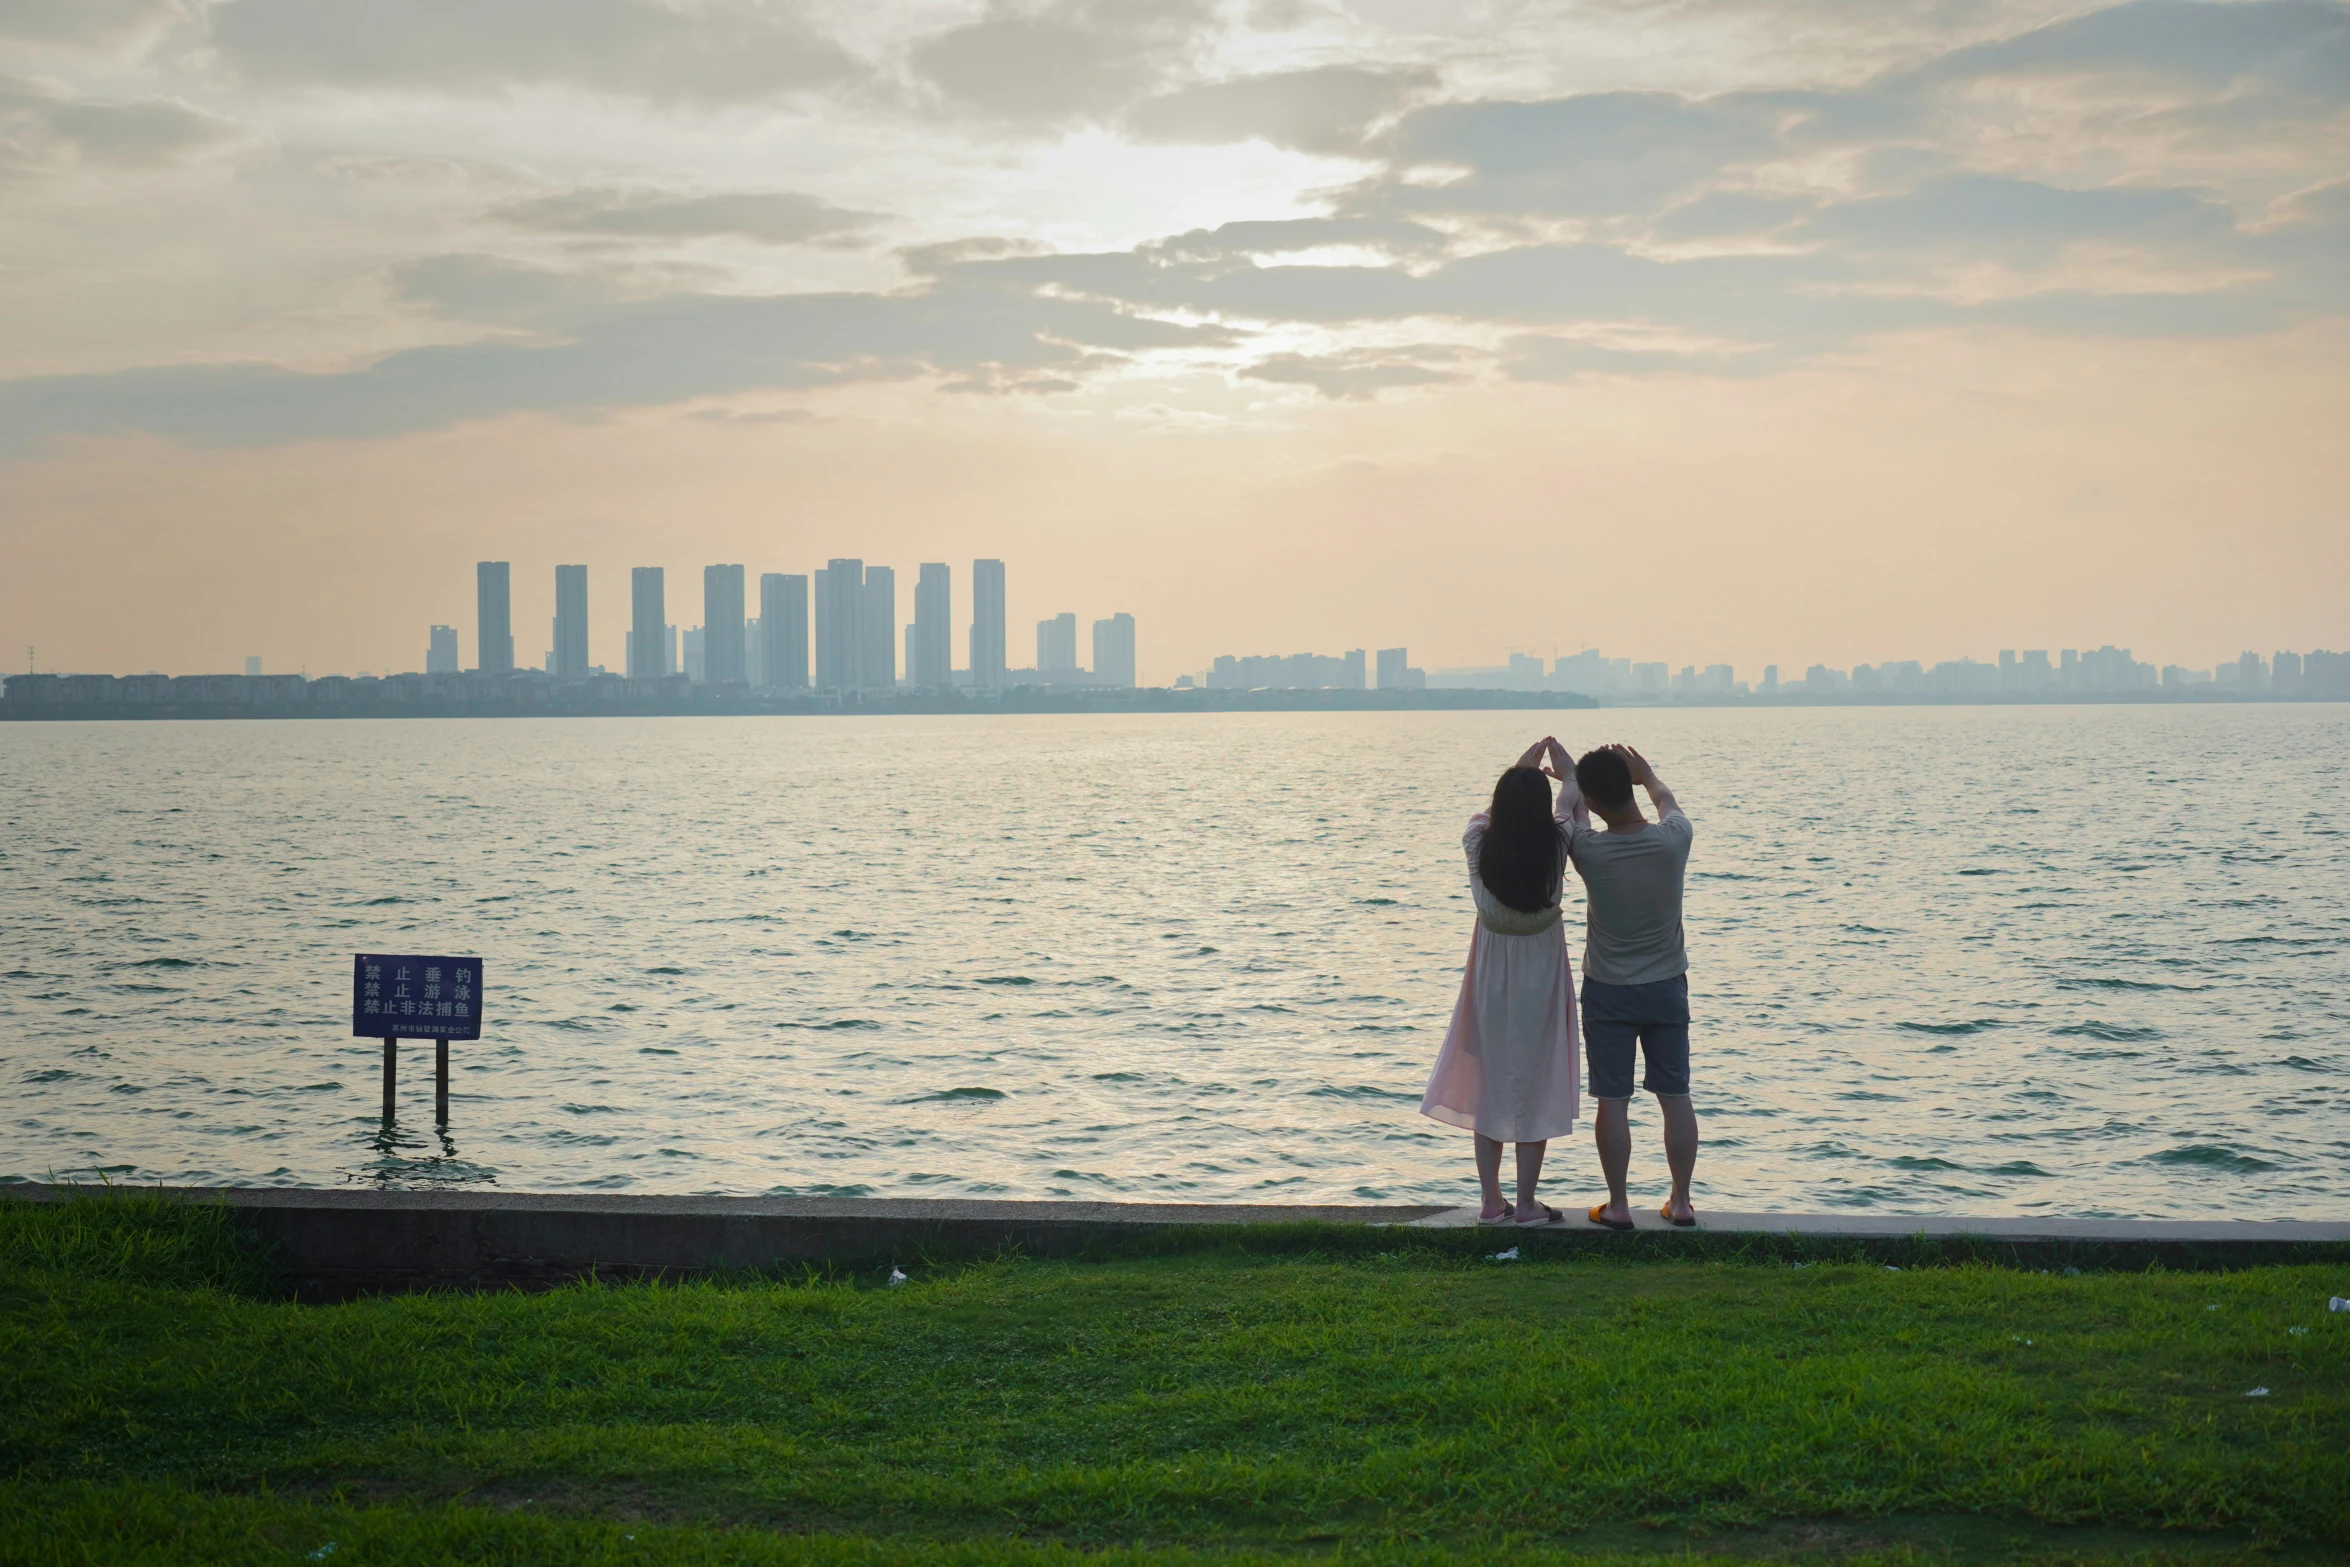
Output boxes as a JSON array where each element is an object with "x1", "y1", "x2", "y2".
[{"x1": 1419, "y1": 736, "x2": 1582, "y2": 1226}]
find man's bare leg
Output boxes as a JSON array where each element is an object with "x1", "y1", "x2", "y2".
[
  {"x1": 1658, "y1": 1093, "x2": 1699, "y2": 1222},
  {"x1": 1474, "y1": 1133, "x2": 1507, "y2": 1219},
  {"x1": 1594, "y1": 1098, "x2": 1632, "y2": 1224},
  {"x1": 1514, "y1": 1139, "x2": 1548, "y2": 1220}
]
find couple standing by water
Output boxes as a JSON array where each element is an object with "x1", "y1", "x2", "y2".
[{"x1": 1421, "y1": 737, "x2": 1699, "y2": 1229}]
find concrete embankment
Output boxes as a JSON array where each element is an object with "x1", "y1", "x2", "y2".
[{"x1": 11, "y1": 1185, "x2": 2346, "y2": 1298}]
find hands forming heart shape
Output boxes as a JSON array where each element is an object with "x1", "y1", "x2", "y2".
[{"x1": 1520, "y1": 736, "x2": 1654, "y2": 787}]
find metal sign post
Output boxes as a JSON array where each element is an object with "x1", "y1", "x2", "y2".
[{"x1": 353, "y1": 954, "x2": 484, "y2": 1125}]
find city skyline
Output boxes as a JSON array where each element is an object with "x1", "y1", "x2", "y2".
[
  {"x1": 0, "y1": 2, "x2": 2342, "y2": 681},
  {"x1": 14, "y1": 553, "x2": 2345, "y2": 702},
  {"x1": 24, "y1": 556, "x2": 2346, "y2": 703},
  {"x1": 17, "y1": 532, "x2": 2347, "y2": 698},
  {"x1": 13, "y1": 504, "x2": 2349, "y2": 686}
]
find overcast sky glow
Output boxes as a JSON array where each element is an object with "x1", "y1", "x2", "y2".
[{"x1": 2, "y1": 0, "x2": 2344, "y2": 680}]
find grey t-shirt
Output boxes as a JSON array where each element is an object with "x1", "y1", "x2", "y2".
[{"x1": 1567, "y1": 811, "x2": 1694, "y2": 986}]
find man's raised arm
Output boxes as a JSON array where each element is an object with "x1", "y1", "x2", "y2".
[{"x1": 1620, "y1": 745, "x2": 1681, "y2": 820}]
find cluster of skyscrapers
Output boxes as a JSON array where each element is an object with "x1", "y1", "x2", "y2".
[{"x1": 440, "y1": 559, "x2": 1138, "y2": 691}]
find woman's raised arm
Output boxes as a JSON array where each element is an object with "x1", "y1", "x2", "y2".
[{"x1": 1543, "y1": 737, "x2": 1584, "y2": 825}]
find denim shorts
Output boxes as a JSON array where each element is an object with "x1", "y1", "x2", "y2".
[{"x1": 1581, "y1": 974, "x2": 1691, "y2": 1099}]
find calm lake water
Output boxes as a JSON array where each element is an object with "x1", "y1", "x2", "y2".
[{"x1": 3, "y1": 706, "x2": 2345, "y2": 1218}]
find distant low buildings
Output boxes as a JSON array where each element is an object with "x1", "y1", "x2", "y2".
[
  {"x1": 1375, "y1": 648, "x2": 1426, "y2": 691},
  {"x1": 1356, "y1": 639, "x2": 2344, "y2": 703},
  {"x1": 1209, "y1": 650, "x2": 1367, "y2": 690},
  {"x1": 426, "y1": 625, "x2": 459, "y2": 674}
]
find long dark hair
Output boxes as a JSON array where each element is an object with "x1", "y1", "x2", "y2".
[{"x1": 1477, "y1": 766, "x2": 1566, "y2": 913}]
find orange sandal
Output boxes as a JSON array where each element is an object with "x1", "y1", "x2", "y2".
[
  {"x1": 1659, "y1": 1203, "x2": 1696, "y2": 1229},
  {"x1": 1586, "y1": 1203, "x2": 1634, "y2": 1232}
]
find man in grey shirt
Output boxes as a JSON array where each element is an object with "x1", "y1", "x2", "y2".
[{"x1": 1555, "y1": 741, "x2": 1698, "y2": 1229}]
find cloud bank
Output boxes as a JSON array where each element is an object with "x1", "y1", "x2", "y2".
[{"x1": 0, "y1": 0, "x2": 2343, "y2": 451}]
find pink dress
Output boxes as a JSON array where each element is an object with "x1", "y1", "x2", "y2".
[{"x1": 1418, "y1": 796, "x2": 1582, "y2": 1143}]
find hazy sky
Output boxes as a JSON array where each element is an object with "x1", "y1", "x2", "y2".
[{"x1": 2, "y1": 0, "x2": 2344, "y2": 682}]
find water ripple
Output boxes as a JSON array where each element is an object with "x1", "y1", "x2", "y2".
[{"x1": 0, "y1": 706, "x2": 2344, "y2": 1215}]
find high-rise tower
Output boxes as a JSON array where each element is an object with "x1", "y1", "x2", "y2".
[
  {"x1": 861, "y1": 566, "x2": 896, "y2": 690},
  {"x1": 629, "y1": 567, "x2": 667, "y2": 677},
  {"x1": 475, "y1": 561, "x2": 514, "y2": 675},
  {"x1": 702, "y1": 564, "x2": 746, "y2": 684},
  {"x1": 970, "y1": 558, "x2": 1005, "y2": 688},
  {"x1": 814, "y1": 559, "x2": 863, "y2": 690},
  {"x1": 553, "y1": 565, "x2": 589, "y2": 681},
  {"x1": 912, "y1": 563, "x2": 951, "y2": 688},
  {"x1": 1037, "y1": 613, "x2": 1077, "y2": 674},
  {"x1": 759, "y1": 573, "x2": 809, "y2": 690}
]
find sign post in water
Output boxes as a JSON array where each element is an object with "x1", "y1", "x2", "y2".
[{"x1": 353, "y1": 953, "x2": 484, "y2": 1125}]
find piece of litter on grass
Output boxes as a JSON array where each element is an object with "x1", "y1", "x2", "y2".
[
  {"x1": 2061, "y1": 1266, "x2": 2081, "y2": 1276},
  {"x1": 1489, "y1": 1247, "x2": 1519, "y2": 1262},
  {"x1": 887, "y1": 1267, "x2": 908, "y2": 1287},
  {"x1": 2329, "y1": 1297, "x2": 2348, "y2": 1313},
  {"x1": 2246, "y1": 1387, "x2": 2269, "y2": 1397},
  {"x1": 2290, "y1": 1326, "x2": 2307, "y2": 1336},
  {"x1": 2206, "y1": 1304, "x2": 2220, "y2": 1311},
  {"x1": 1883, "y1": 1265, "x2": 1901, "y2": 1272},
  {"x1": 309, "y1": 1548, "x2": 335, "y2": 1562}
]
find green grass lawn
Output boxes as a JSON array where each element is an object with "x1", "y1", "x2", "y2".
[{"x1": 2, "y1": 1195, "x2": 2345, "y2": 1566}]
